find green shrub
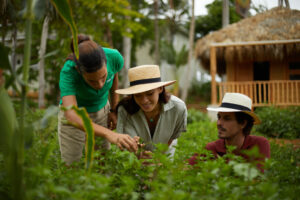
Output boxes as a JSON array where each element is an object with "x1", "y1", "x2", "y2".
[
  {"x1": 188, "y1": 81, "x2": 211, "y2": 103},
  {"x1": 187, "y1": 109, "x2": 210, "y2": 124},
  {"x1": 254, "y1": 106, "x2": 300, "y2": 139},
  {"x1": 1, "y1": 107, "x2": 300, "y2": 199}
]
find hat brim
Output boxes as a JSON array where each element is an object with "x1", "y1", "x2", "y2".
[
  {"x1": 207, "y1": 107, "x2": 261, "y2": 125},
  {"x1": 115, "y1": 80, "x2": 176, "y2": 95}
]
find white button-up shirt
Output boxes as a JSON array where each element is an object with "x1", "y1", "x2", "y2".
[{"x1": 117, "y1": 95, "x2": 187, "y2": 152}]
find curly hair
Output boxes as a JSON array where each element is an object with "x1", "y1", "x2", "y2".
[
  {"x1": 66, "y1": 34, "x2": 106, "y2": 73},
  {"x1": 235, "y1": 112, "x2": 254, "y2": 136}
]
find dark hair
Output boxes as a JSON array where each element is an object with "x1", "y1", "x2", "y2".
[
  {"x1": 66, "y1": 34, "x2": 106, "y2": 73},
  {"x1": 235, "y1": 112, "x2": 254, "y2": 136},
  {"x1": 116, "y1": 87, "x2": 171, "y2": 115}
]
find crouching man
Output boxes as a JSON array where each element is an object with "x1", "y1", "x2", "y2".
[{"x1": 189, "y1": 93, "x2": 270, "y2": 172}]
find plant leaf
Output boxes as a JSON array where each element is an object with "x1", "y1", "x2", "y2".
[
  {"x1": 61, "y1": 105, "x2": 95, "y2": 172},
  {"x1": 50, "y1": 0, "x2": 79, "y2": 59}
]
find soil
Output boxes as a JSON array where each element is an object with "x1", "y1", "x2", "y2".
[
  {"x1": 269, "y1": 138, "x2": 300, "y2": 150},
  {"x1": 186, "y1": 103, "x2": 207, "y2": 113}
]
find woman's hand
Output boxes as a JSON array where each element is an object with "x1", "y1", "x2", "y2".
[
  {"x1": 106, "y1": 132, "x2": 138, "y2": 153},
  {"x1": 138, "y1": 150, "x2": 152, "y2": 159},
  {"x1": 107, "y1": 112, "x2": 117, "y2": 130}
]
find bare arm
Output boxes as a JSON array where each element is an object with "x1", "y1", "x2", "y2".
[
  {"x1": 62, "y1": 95, "x2": 137, "y2": 152},
  {"x1": 110, "y1": 73, "x2": 119, "y2": 111},
  {"x1": 107, "y1": 73, "x2": 119, "y2": 130}
]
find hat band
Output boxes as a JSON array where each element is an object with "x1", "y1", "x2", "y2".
[
  {"x1": 130, "y1": 77, "x2": 161, "y2": 86},
  {"x1": 220, "y1": 102, "x2": 251, "y2": 111}
]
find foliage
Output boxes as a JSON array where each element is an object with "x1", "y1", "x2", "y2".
[
  {"x1": 61, "y1": 105, "x2": 95, "y2": 172},
  {"x1": 159, "y1": 40, "x2": 188, "y2": 68},
  {"x1": 195, "y1": 0, "x2": 242, "y2": 38},
  {"x1": 187, "y1": 108, "x2": 210, "y2": 124},
  {"x1": 188, "y1": 81, "x2": 211, "y2": 103},
  {"x1": 254, "y1": 106, "x2": 300, "y2": 139},
  {"x1": 1, "y1": 107, "x2": 300, "y2": 199},
  {"x1": 51, "y1": 0, "x2": 78, "y2": 59}
]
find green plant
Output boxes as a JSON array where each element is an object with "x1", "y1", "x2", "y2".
[
  {"x1": 187, "y1": 108, "x2": 210, "y2": 124},
  {"x1": 61, "y1": 105, "x2": 95, "y2": 172},
  {"x1": 188, "y1": 81, "x2": 211, "y2": 103},
  {"x1": 2, "y1": 106, "x2": 300, "y2": 199},
  {"x1": 254, "y1": 106, "x2": 300, "y2": 139}
]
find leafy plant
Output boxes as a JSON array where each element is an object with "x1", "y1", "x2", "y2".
[
  {"x1": 61, "y1": 105, "x2": 95, "y2": 172},
  {"x1": 187, "y1": 108, "x2": 210, "y2": 124},
  {"x1": 254, "y1": 106, "x2": 300, "y2": 139},
  {"x1": 1, "y1": 106, "x2": 300, "y2": 199},
  {"x1": 188, "y1": 81, "x2": 211, "y2": 103}
]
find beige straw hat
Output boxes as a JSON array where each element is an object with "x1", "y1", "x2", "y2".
[
  {"x1": 115, "y1": 65, "x2": 176, "y2": 95},
  {"x1": 207, "y1": 93, "x2": 261, "y2": 124}
]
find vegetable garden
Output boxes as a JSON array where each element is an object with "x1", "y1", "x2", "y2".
[
  {"x1": 1, "y1": 1, "x2": 300, "y2": 199},
  {"x1": 1, "y1": 102, "x2": 300, "y2": 200}
]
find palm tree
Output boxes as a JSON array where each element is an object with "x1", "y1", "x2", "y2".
[{"x1": 181, "y1": 0, "x2": 195, "y2": 101}]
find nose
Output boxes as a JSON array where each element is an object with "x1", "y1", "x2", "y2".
[
  {"x1": 217, "y1": 118, "x2": 222, "y2": 126},
  {"x1": 98, "y1": 79, "x2": 105, "y2": 89},
  {"x1": 140, "y1": 95, "x2": 148, "y2": 104}
]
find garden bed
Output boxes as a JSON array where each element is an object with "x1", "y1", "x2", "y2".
[{"x1": 270, "y1": 138, "x2": 300, "y2": 149}]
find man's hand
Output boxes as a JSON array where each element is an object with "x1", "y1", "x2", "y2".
[
  {"x1": 106, "y1": 132, "x2": 138, "y2": 153},
  {"x1": 107, "y1": 112, "x2": 117, "y2": 130}
]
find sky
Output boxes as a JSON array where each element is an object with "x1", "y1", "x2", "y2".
[{"x1": 194, "y1": 0, "x2": 300, "y2": 16}]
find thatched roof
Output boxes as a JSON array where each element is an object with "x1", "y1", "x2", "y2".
[{"x1": 195, "y1": 7, "x2": 300, "y2": 74}]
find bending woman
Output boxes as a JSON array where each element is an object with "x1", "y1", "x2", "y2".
[
  {"x1": 116, "y1": 65, "x2": 187, "y2": 158},
  {"x1": 58, "y1": 34, "x2": 137, "y2": 165}
]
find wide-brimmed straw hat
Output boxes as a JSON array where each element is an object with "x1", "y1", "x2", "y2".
[
  {"x1": 115, "y1": 65, "x2": 176, "y2": 95},
  {"x1": 207, "y1": 93, "x2": 261, "y2": 124}
]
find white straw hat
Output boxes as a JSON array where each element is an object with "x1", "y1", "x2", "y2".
[
  {"x1": 115, "y1": 65, "x2": 176, "y2": 95},
  {"x1": 207, "y1": 93, "x2": 261, "y2": 124}
]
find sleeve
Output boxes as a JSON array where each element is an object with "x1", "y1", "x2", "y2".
[
  {"x1": 111, "y1": 49, "x2": 124, "y2": 73},
  {"x1": 116, "y1": 106, "x2": 138, "y2": 138},
  {"x1": 59, "y1": 61, "x2": 77, "y2": 97},
  {"x1": 205, "y1": 142, "x2": 218, "y2": 158},
  {"x1": 255, "y1": 137, "x2": 270, "y2": 173},
  {"x1": 258, "y1": 137, "x2": 270, "y2": 159},
  {"x1": 188, "y1": 153, "x2": 200, "y2": 165},
  {"x1": 170, "y1": 103, "x2": 187, "y2": 140}
]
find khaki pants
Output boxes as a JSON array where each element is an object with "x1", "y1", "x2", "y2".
[{"x1": 58, "y1": 102, "x2": 111, "y2": 165}]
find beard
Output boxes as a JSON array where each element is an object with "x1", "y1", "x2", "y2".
[{"x1": 217, "y1": 125, "x2": 228, "y2": 139}]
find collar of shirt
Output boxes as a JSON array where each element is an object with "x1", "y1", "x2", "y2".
[{"x1": 215, "y1": 135, "x2": 251, "y2": 154}]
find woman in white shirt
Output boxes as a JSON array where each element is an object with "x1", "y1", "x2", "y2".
[{"x1": 116, "y1": 65, "x2": 187, "y2": 158}]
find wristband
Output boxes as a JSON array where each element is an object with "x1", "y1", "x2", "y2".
[{"x1": 110, "y1": 108, "x2": 116, "y2": 113}]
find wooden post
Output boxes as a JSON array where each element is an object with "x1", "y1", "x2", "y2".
[
  {"x1": 210, "y1": 46, "x2": 217, "y2": 104},
  {"x1": 218, "y1": 82, "x2": 222, "y2": 104}
]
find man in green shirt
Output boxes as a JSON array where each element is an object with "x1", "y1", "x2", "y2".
[{"x1": 58, "y1": 34, "x2": 137, "y2": 165}]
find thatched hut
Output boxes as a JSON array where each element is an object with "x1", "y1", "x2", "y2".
[{"x1": 195, "y1": 7, "x2": 300, "y2": 106}]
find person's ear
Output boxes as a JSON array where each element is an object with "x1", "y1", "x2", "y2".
[
  {"x1": 158, "y1": 87, "x2": 163, "y2": 94},
  {"x1": 241, "y1": 120, "x2": 247, "y2": 129}
]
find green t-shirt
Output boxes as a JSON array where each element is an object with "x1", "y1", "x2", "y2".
[{"x1": 59, "y1": 48, "x2": 124, "y2": 113}]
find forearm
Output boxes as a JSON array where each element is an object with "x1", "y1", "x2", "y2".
[{"x1": 110, "y1": 73, "x2": 119, "y2": 110}]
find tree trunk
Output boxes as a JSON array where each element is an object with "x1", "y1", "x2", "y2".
[
  {"x1": 181, "y1": 0, "x2": 195, "y2": 101},
  {"x1": 38, "y1": 16, "x2": 49, "y2": 108},
  {"x1": 105, "y1": 15, "x2": 114, "y2": 48},
  {"x1": 222, "y1": 0, "x2": 229, "y2": 28},
  {"x1": 121, "y1": 35, "x2": 131, "y2": 88},
  {"x1": 284, "y1": 0, "x2": 290, "y2": 8},
  {"x1": 11, "y1": 23, "x2": 17, "y2": 95},
  {"x1": 121, "y1": 6, "x2": 132, "y2": 89},
  {"x1": 154, "y1": 0, "x2": 160, "y2": 65}
]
